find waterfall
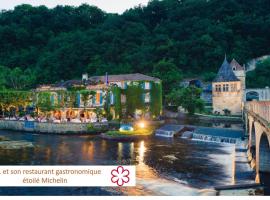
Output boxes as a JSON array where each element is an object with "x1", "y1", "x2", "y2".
[{"x1": 191, "y1": 133, "x2": 237, "y2": 144}]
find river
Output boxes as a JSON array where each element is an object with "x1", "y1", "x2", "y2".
[{"x1": 0, "y1": 123, "x2": 239, "y2": 196}]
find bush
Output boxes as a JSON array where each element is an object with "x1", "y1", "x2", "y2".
[
  {"x1": 105, "y1": 126, "x2": 154, "y2": 137},
  {"x1": 223, "y1": 109, "x2": 231, "y2": 115},
  {"x1": 87, "y1": 123, "x2": 108, "y2": 133}
]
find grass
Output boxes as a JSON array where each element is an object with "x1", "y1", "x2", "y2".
[
  {"x1": 105, "y1": 126, "x2": 154, "y2": 137},
  {"x1": 87, "y1": 124, "x2": 108, "y2": 133}
]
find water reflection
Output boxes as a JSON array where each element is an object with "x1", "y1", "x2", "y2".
[
  {"x1": 0, "y1": 130, "x2": 235, "y2": 195},
  {"x1": 117, "y1": 142, "x2": 123, "y2": 161},
  {"x1": 82, "y1": 141, "x2": 94, "y2": 161},
  {"x1": 138, "y1": 141, "x2": 146, "y2": 164}
]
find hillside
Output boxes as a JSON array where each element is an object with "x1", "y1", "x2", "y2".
[{"x1": 0, "y1": 0, "x2": 270, "y2": 91}]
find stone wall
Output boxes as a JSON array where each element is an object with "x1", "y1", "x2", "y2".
[
  {"x1": 0, "y1": 120, "x2": 107, "y2": 134},
  {"x1": 212, "y1": 81, "x2": 243, "y2": 115}
]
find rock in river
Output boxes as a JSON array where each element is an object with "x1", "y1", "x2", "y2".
[{"x1": 0, "y1": 140, "x2": 34, "y2": 149}]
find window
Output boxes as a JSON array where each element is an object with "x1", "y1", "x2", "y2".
[
  {"x1": 145, "y1": 92, "x2": 150, "y2": 103},
  {"x1": 223, "y1": 84, "x2": 229, "y2": 92},
  {"x1": 215, "y1": 84, "x2": 221, "y2": 92},
  {"x1": 121, "y1": 94, "x2": 126, "y2": 103},
  {"x1": 110, "y1": 93, "x2": 114, "y2": 105},
  {"x1": 230, "y1": 83, "x2": 236, "y2": 92},
  {"x1": 145, "y1": 82, "x2": 150, "y2": 90}
]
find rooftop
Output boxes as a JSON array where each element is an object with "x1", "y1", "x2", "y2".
[
  {"x1": 230, "y1": 58, "x2": 244, "y2": 71},
  {"x1": 36, "y1": 73, "x2": 160, "y2": 90},
  {"x1": 89, "y1": 73, "x2": 160, "y2": 82},
  {"x1": 213, "y1": 57, "x2": 240, "y2": 82}
]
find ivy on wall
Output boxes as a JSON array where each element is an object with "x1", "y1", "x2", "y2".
[
  {"x1": 35, "y1": 92, "x2": 53, "y2": 115},
  {"x1": 150, "y1": 82, "x2": 162, "y2": 118},
  {"x1": 125, "y1": 82, "x2": 144, "y2": 118},
  {"x1": 111, "y1": 86, "x2": 122, "y2": 119},
  {"x1": 0, "y1": 81, "x2": 163, "y2": 119},
  {"x1": 80, "y1": 90, "x2": 96, "y2": 110}
]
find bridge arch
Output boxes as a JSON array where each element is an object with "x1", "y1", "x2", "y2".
[
  {"x1": 246, "y1": 91, "x2": 259, "y2": 101},
  {"x1": 259, "y1": 133, "x2": 270, "y2": 173},
  {"x1": 249, "y1": 122, "x2": 256, "y2": 159}
]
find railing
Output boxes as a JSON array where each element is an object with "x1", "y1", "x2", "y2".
[{"x1": 245, "y1": 101, "x2": 270, "y2": 123}]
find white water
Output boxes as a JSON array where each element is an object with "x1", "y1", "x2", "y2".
[{"x1": 192, "y1": 133, "x2": 238, "y2": 144}]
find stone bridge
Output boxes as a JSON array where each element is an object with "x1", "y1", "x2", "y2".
[{"x1": 244, "y1": 101, "x2": 270, "y2": 184}]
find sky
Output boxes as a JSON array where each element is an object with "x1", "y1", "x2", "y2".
[{"x1": 0, "y1": 0, "x2": 150, "y2": 14}]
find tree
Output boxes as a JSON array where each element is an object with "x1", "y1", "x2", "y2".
[
  {"x1": 152, "y1": 59, "x2": 182, "y2": 94},
  {"x1": 246, "y1": 58, "x2": 270, "y2": 88},
  {"x1": 0, "y1": 66, "x2": 9, "y2": 89},
  {"x1": 0, "y1": 0, "x2": 270, "y2": 90},
  {"x1": 35, "y1": 92, "x2": 53, "y2": 116},
  {"x1": 166, "y1": 86, "x2": 204, "y2": 115}
]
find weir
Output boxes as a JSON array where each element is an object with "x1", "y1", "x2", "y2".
[
  {"x1": 155, "y1": 124, "x2": 243, "y2": 144},
  {"x1": 191, "y1": 133, "x2": 237, "y2": 144}
]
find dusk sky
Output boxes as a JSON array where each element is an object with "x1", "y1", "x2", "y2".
[{"x1": 0, "y1": 0, "x2": 150, "y2": 13}]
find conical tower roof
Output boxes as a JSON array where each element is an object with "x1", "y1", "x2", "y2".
[{"x1": 213, "y1": 57, "x2": 240, "y2": 82}]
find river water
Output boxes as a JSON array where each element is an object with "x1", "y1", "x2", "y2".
[{"x1": 0, "y1": 125, "x2": 238, "y2": 196}]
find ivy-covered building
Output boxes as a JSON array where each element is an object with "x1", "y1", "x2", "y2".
[{"x1": 34, "y1": 73, "x2": 162, "y2": 122}]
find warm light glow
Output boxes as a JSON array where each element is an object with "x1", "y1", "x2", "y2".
[
  {"x1": 138, "y1": 121, "x2": 145, "y2": 129},
  {"x1": 138, "y1": 141, "x2": 146, "y2": 163}
]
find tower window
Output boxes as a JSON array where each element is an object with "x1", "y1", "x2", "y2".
[
  {"x1": 223, "y1": 84, "x2": 229, "y2": 92},
  {"x1": 230, "y1": 83, "x2": 237, "y2": 92},
  {"x1": 215, "y1": 84, "x2": 221, "y2": 92}
]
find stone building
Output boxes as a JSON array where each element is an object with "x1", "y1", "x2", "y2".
[
  {"x1": 34, "y1": 73, "x2": 162, "y2": 122},
  {"x1": 230, "y1": 58, "x2": 246, "y2": 99},
  {"x1": 212, "y1": 57, "x2": 243, "y2": 115}
]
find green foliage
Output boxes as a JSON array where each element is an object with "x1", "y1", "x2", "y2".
[
  {"x1": 87, "y1": 123, "x2": 108, "y2": 133},
  {"x1": 246, "y1": 58, "x2": 270, "y2": 88},
  {"x1": 150, "y1": 82, "x2": 162, "y2": 118},
  {"x1": 125, "y1": 83, "x2": 144, "y2": 117},
  {"x1": 0, "y1": 1, "x2": 270, "y2": 93},
  {"x1": 102, "y1": 89, "x2": 112, "y2": 120},
  {"x1": 65, "y1": 91, "x2": 77, "y2": 108},
  {"x1": 166, "y1": 86, "x2": 204, "y2": 115},
  {"x1": 202, "y1": 72, "x2": 217, "y2": 82},
  {"x1": 0, "y1": 66, "x2": 36, "y2": 90},
  {"x1": 105, "y1": 127, "x2": 153, "y2": 137},
  {"x1": 111, "y1": 86, "x2": 122, "y2": 119},
  {"x1": 0, "y1": 90, "x2": 33, "y2": 111},
  {"x1": 152, "y1": 59, "x2": 182, "y2": 94},
  {"x1": 223, "y1": 108, "x2": 231, "y2": 116},
  {"x1": 94, "y1": 107, "x2": 104, "y2": 121},
  {"x1": 80, "y1": 90, "x2": 96, "y2": 109},
  {"x1": 35, "y1": 92, "x2": 53, "y2": 114}
]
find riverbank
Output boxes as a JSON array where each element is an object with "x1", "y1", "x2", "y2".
[
  {"x1": 0, "y1": 119, "x2": 165, "y2": 135},
  {"x1": 163, "y1": 109, "x2": 243, "y2": 122},
  {"x1": 100, "y1": 126, "x2": 155, "y2": 141},
  {"x1": 0, "y1": 120, "x2": 107, "y2": 135}
]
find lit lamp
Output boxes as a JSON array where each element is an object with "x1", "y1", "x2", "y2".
[{"x1": 138, "y1": 121, "x2": 145, "y2": 129}]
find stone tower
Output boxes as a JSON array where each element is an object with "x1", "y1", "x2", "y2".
[
  {"x1": 212, "y1": 57, "x2": 243, "y2": 115},
  {"x1": 230, "y1": 59, "x2": 246, "y2": 90}
]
